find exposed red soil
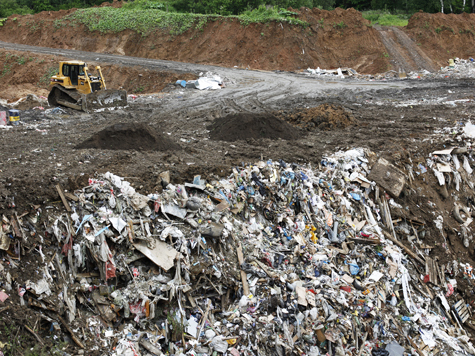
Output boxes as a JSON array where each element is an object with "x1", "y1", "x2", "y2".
[
  {"x1": 0, "y1": 6, "x2": 391, "y2": 73},
  {"x1": 2, "y1": 5, "x2": 475, "y2": 74},
  {"x1": 404, "y1": 11, "x2": 475, "y2": 67}
]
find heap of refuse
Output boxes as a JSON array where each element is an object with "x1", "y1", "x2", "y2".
[
  {"x1": 2, "y1": 141, "x2": 475, "y2": 355},
  {"x1": 305, "y1": 58, "x2": 475, "y2": 81},
  {"x1": 305, "y1": 67, "x2": 358, "y2": 79},
  {"x1": 176, "y1": 72, "x2": 225, "y2": 90}
]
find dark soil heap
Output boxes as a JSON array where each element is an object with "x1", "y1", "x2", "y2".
[
  {"x1": 76, "y1": 122, "x2": 181, "y2": 151},
  {"x1": 208, "y1": 113, "x2": 301, "y2": 142},
  {"x1": 281, "y1": 104, "x2": 357, "y2": 131}
]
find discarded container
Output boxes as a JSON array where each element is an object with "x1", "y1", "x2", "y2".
[
  {"x1": 0, "y1": 111, "x2": 6, "y2": 126},
  {"x1": 8, "y1": 109, "x2": 20, "y2": 126},
  {"x1": 448, "y1": 58, "x2": 455, "y2": 68}
]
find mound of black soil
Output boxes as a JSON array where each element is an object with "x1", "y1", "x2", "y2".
[
  {"x1": 76, "y1": 123, "x2": 181, "y2": 151},
  {"x1": 208, "y1": 113, "x2": 301, "y2": 142},
  {"x1": 279, "y1": 104, "x2": 357, "y2": 131}
]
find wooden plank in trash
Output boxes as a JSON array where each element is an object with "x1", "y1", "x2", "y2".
[
  {"x1": 425, "y1": 257, "x2": 439, "y2": 286},
  {"x1": 349, "y1": 237, "x2": 381, "y2": 245},
  {"x1": 64, "y1": 192, "x2": 79, "y2": 202},
  {"x1": 236, "y1": 242, "x2": 250, "y2": 296},
  {"x1": 453, "y1": 300, "x2": 470, "y2": 324},
  {"x1": 56, "y1": 184, "x2": 71, "y2": 212}
]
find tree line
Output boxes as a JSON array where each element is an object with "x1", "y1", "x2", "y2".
[{"x1": 1, "y1": 0, "x2": 474, "y2": 19}]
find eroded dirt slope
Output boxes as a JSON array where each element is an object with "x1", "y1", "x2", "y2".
[
  {"x1": 1, "y1": 7, "x2": 391, "y2": 73},
  {"x1": 405, "y1": 12, "x2": 475, "y2": 68},
  {"x1": 1, "y1": 6, "x2": 475, "y2": 74}
]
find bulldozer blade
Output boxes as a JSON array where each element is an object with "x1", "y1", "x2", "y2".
[{"x1": 83, "y1": 90, "x2": 127, "y2": 111}]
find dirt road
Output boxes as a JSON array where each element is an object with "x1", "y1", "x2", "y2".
[{"x1": 0, "y1": 40, "x2": 411, "y2": 97}]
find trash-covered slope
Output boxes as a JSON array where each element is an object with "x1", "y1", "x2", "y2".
[{"x1": 2, "y1": 125, "x2": 475, "y2": 355}]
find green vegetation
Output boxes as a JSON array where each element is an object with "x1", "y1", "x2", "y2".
[
  {"x1": 133, "y1": 85, "x2": 145, "y2": 92},
  {"x1": 60, "y1": 7, "x2": 214, "y2": 35},
  {"x1": 362, "y1": 10, "x2": 409, "y2": 26},
  {"x1": 0, "y1": 0, "x2": 33, "y2": 18},
  {"x1": 239, "y1": 6, "x2": 307, "y2": 26},
  {"x1": 171, "y1": 0, "x2": 335, "y2": 16},
  {"x1": 333, "y1": 20, "x2": 346, "y2": 28},
  {"x1": 56, "y1": 4, "x2": 307, "y2": 36},
  {"x1": 0, "y1": 52, "x2": 38, "y2": 79},
  {"x1": 0, "y1": 0, "x2": 473, "y2": 32},
  {"x1": 38, "y1": 65, "x2": 58, "y2": 86},
  {"x1": 122, "y1": 0, "x2": 170, "y2": 10}
]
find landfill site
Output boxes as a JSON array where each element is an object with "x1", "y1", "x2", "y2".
[{"x1": 2, "y1": 5, "x2": 475, "y2": 356}]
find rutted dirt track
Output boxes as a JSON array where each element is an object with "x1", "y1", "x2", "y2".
[{"x1": 374, "y1": 26, "x2": 438, "y2": 73}]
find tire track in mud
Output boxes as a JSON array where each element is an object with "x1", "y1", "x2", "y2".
[
  {"x1": 222, "y1": 98, "x2": 246, "y2": 113},
  {"x1": 374, "y1": 26, "x2": 437, "y2": 73}
]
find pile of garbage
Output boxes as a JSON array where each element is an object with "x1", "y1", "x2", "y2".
[
  {"x1": 176, "y1": 72, "x2": 225, "y2": 90},
  {"x1": 305, "y1": 58, "x2": 475, "y2": 81},
  {"x1": 2, "y1": 141, "x2": 475, "y2": 355},
  {"x1": 305, "y1": 67, "x2": 359, "y2": 79},
  {"x1": 436, "y1": 57, "x2": 475, "y2": 78}
]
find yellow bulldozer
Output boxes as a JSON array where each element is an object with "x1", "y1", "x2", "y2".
[{"x1": 48, "y1": 60, "x2": 127, "y2": 111}]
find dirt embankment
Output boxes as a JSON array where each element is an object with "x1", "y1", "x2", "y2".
[
  {"x1": 0, "y1": 6, "x2": 392, "y2": 73},
  {"x1": 1, "y1": 6, "x2": 475, "y2": 73},
  {"x1": 404, "y1": 12, "x2": 475, "y2": 68},
  {"x1": 0, "y1": 49, "x2": 196, "y2": 101}
]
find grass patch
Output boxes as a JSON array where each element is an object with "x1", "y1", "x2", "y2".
[
  {"x1": 56, "y1": 4, "x2": 307, "y2": 36},
  {"x1": 333, "y1": 21, "x2": 346, "y2": 29},
  {"x1": 58, "y1": 7, "x2": 210, "y2": 35},
  {"x1": 362, "y1": 10, "x2": 409, "y2": 27},
  {"x1": 122, "y1": 0, "x2": 169, "y2": 10},
  {"x1": 239, "y1": 6, "x2": 307, "y2": 27},
  {"x1": 38, "y1": 65, "x2": 58, "y2": 86}
]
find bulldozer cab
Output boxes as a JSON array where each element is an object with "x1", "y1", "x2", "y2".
[{"x1": 62, "y1": 63, "x2": 84, "y2": 86}]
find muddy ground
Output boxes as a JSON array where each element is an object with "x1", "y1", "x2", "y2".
[{"x1": 1, "y1": 41, "x2": 475, "y2": 353}]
